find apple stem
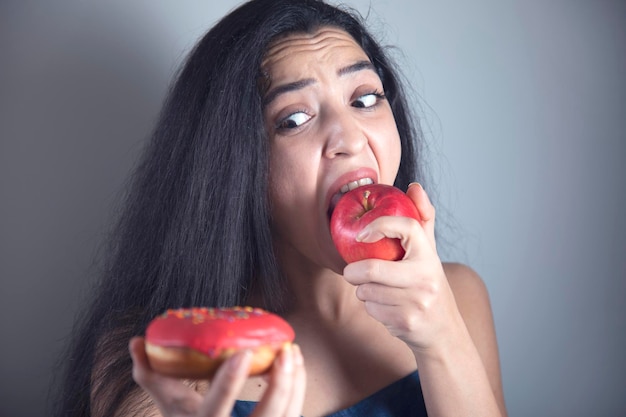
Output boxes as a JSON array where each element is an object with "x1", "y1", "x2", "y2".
[{"x1": 362, "y1": 190, "x2": 372, "y2": 211}]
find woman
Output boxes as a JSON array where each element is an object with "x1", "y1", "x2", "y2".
[{"x1": 54, "y1": 0, "x2": 506, "y2": 416}]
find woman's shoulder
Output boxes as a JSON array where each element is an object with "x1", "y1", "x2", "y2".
[
  {"x1": 441, "y1": 262, "x2": 494, "y2": 329},
  {"x1": 442, "y1": 262, "x2": 489, "y2": 299},
  {"x1": 441, "y1": 262, "x2": 507, "y2": 414}
]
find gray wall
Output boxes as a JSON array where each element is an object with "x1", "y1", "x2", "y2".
[{"x1": 1, "y1": 1, "x2": 624, "y2": 416}]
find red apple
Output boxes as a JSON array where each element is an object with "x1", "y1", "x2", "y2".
[{"x1": 330, "y1": 184, "x2": 420, "y2": 263}]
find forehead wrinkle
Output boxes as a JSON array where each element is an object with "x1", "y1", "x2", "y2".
[
  {"x1": 262, "y1": 28, "x2": 362, "y2": 69},
  {"x1": 267, "y1": 27, "x2": 354, "y2": 51}
]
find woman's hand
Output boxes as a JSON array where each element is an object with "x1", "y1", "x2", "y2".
[
  {"x1": 129, "y1": 337, "x2": 306, "y2": 417},
  {"x1": 341, "y1": 183, "x2": 466, "y2": 355},
  {"x1": 341, "y1": 183, "x2": 506, "y2": 416}
]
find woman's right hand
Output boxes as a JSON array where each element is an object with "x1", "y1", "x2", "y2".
[{"x1": 129, "y1": 337, "x2": 306, "y2": 417}]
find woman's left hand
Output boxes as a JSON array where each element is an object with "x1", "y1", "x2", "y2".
[{"x1": 341, "y1": 183, "x2": 466, "y2": 355}]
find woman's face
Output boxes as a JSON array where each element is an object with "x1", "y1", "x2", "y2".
[{"x1": 262, "y1": 27, "x2": 402, "y2": 273}]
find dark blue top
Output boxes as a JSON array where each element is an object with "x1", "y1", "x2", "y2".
[{"x1": 231, "y1": 371, "x2": 427, "y2": 417}]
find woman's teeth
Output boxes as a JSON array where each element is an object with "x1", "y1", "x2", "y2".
[
  {"x1": 339, "y1": 178, "x2": 374, "y2": 194},
  {"x1": 328, "y1": 178, "x2": 375, "y2": 219}
]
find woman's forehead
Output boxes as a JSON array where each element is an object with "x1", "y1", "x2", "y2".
[{"x1": 261, "y1": 27, "x2": 368, "y2": 75}]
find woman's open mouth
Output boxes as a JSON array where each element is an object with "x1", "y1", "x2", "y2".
[{"x1": 327, "y1": 177, "x2": 374, "y2": 220}]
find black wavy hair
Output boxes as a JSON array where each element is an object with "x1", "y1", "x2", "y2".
[{"x1": 52, "y1": 1, "x2": 426, "y2": 416}]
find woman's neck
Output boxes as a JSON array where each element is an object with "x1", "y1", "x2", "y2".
[{"x1": 274, "y1": 245, "x2": 364, "y2": 324}]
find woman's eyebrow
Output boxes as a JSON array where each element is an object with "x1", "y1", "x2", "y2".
[
  {"x1": 263, "y1": 60, "x2": 375, "y2": 106},
  {"x1": 337, "y1": 60, "x2": 375, "y2": 77},
  {"x1": 263, "y1": 79, "x2": 315, "y2": 105}
]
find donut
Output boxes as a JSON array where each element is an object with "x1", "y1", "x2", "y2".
[{"x1": 144, "y1": 306, "x2": 295, "y2": 379}]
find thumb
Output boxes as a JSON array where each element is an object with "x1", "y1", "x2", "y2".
[{"x1": 406, "y1": 183, "x2": 436, "y2": 250}]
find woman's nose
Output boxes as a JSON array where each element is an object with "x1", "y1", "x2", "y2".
[{"x1": 322, "y1": 109, "x2": 367, "y2": 159}]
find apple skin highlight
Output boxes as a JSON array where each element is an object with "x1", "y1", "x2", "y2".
[{"x1": 330, "y1": 184, "x2": 421, "y2": 263}]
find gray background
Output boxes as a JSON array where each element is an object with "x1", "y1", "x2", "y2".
[{"x1": 1, "y1": 1, "x2": 625, "y2": 416}]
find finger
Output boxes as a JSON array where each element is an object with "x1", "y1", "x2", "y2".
[
  {"x1": 343, "y1": 257, "x2": 410, "y2": 287},
  {"x1": 355, "y1": 215, "x2": 433, "y2": 261},
  {"x1": 198, "y1": 350, "x2": 253, "y2": 416},
  {"x1": 406, "y1": 183, "x2": 436, "y2": 249},
  {"x1": 355, "y1": 214, "x2": 415, "y2": 244},
  {"x1": 406, "y1": 183, "x2": 435, "y2": 221},
  {"x1": 354, "y1": 262, "x2": 446, "y2": 305},
  {"x1": 343, "y1": 240, "x2": 441, "y2": 287},
  {"x1": 251, "y1": 344, "x2": 296, "y2": 417},
  {"x1": 355, "y1": 282, "x2": 403, "y2": 305},
  {"x1": 129, "y1": 337, "x2": 202, "y2": 414},
  {"x1": 283, "y1": 344, "x2": 306, "y2": 417}
]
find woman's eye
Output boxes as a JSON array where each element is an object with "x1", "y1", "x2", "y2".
[
  {"x1": 276, "y1": 111, "x2": 311, "y2": 130},
  {"x1": 352, "y1": 91, "x2": 385, "y2": 108}
]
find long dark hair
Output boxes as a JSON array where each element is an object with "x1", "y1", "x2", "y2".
[{"x1": 52, "y1": 1, "x2": 425, "y2": 416}]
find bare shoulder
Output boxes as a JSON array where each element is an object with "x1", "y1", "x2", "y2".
[
  {"x1": 442, "y1": 261, "x2": 485, "y2": 289},
  {"x1": 442, "y1": 262, "x2": 507, "y2": 415},
  {"x1": 441, "y1": 262, "x2": 494, "y2": 342},
  {"x1": 442, "y1": 262, "x2": 490, "y2": 308}
]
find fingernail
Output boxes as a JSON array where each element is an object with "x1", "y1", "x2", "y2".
[
  {"x1": 408, "y1": 182, "x2": 423, "y2": 191},
  {"x1": 281, "y1": 343, "x2": 293, "y2": 373},
  {"x1": 292, "y1": 344, "x2": 303, "y2": 366},
  {"x1": 356, "y1": 228, "x2": 369, "y2": 242}
]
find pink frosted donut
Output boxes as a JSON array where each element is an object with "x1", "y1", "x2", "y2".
[{"x1": 145, "y1": 306, "x2": 294, "y2": 379}]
